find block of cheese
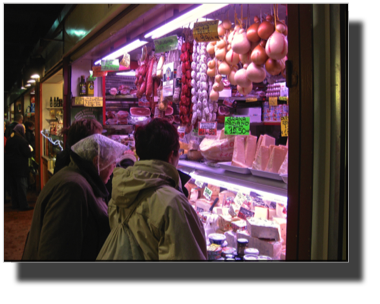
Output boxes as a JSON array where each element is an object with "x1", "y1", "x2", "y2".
[
  {"x1": 218, "y1": 190, "x2": 236, "y2": 207},
  {"x1": 231, "y1": 219, "x2": 247, "y2": 232},
  {"x1": 268, "y1": 208, "x2": 276, "y2": 220},
  {"x1": 241, "y1": 233, "x2": 282, "y2": 258},
  {"x1": 199, "y1": 129, "x2": 235, "y2": 162},
  {"x1": 217, "y1": 214, "x2": 233, "y2": 231},
  {"x1": 244, "y1": 135, "x2": 257, "y2": 167},
  {"x1": 252, "y1": 145, "x2": 271, "y2": 170},
  {"x1": 231, "y1": 135, "x2": 248, "y2": 167},
  {"x1": 254, "y1": 134, "x2": 276, "y2": 162},
  {"x1": 224, "y1": 231, "x2": 237, "y2": 248},
  {"x1": 273, "y1": 217, "x2": 287, "y2": 243},
  {"x1": 246, "y1": 217, "x2": 281, "y2": 241},
  {"x1": 189, "y1": 188, "x2": 199, "y2": 202},
  {"x1": 195, "y1": 198, "x2": 213, "y2": 213},
  {"x1": 278, "y1": 152, "x2": 288, "y2": 175},
  {"x1": 254, "y1": 206, "x2": 269, "y2": 220},
  {"x1": 265, "y1": 146, "x2": 288, "y2": 173}
]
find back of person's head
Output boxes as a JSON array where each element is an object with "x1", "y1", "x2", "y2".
[
  {"x1": 13, "y1": 124, "x2": 25, "y2": 136},
  {"x1": 15, "y1": 114, "x2": 23, "y2": 124},
  {"x1": 60, "y1": 119, "x2": 103, "y2": 149},
  {"x1": 24, "y1": 121, "x2": 35, "y2": 130},
  {"x1": 134, "y1": 118, "x2": 179, "y2": 162}
]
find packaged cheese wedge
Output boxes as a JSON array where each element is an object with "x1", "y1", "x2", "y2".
[
  {"x1": 265, "y1": 146, "x2": 288, "y2": 173},
  {"x1": 252, "y1": 145, "x2": 271, "y2": 170},
  {"x1": 199, "y1": 129, "x2": 235, "y2": 162},
  {"x1": 278, "y1": 151, "x2": 288, "y2": 175},
  {"x1": 244, "y1": 135, "x2": 257, "y2": 167},
  {"x1": 231, "y1": 135, "x2": 248, "y2": 167}
]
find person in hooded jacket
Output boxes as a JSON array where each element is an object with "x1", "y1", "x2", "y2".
[
  {"x1": 22, "y1": 134, "x2": 128, "y2": 261},
  {"x1": 4, "y1": 123, "x2": 33, "y2": 211},
  {"x1": 97, "y1": 118, "x2": 207, "y2": 261}
]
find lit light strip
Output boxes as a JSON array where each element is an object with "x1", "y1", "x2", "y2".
[
  {"x1": 94, "y1": 39, "x2": 149, "y2": 65},
  {"x1": 188, "y1": 171, "x2": 288, "y2": 206},
  {"x1": 116, "y1": 71, "x2": 136, "y2": 76},
  {"x1": 27, "y1": 79, "x2": 36, "y2": 83},
  {"x1": 144, "y1": 4, "x2": 228, "y2": 39},
  {"x1": 41, "y1": 129, "x2": 64, "y2": 151}
]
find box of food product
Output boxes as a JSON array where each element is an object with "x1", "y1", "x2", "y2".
[
  {"x1": 246, "y1": 217, "x2": 281, "y2": 241},
  {"x1": 237, "y1": 231, "x2": 282, "y2": 259}
]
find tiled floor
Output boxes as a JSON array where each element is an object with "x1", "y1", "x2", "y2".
[{"x1": 4, "y1": 190, "x2": 38, "y2": 261}]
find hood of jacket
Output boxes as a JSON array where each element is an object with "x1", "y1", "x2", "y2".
[{"x1": 111, "y1": 159, "x2": 180, "y2": 209}]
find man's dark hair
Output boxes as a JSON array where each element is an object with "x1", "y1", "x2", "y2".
[
  {"x1": 14, "y1": 114, "x2": 23, "y2": 123},
  {"x1": 24, "y1": 121, "x2": 35, "y2": 129},
  {"x1": 60, "y1": 119, "x2": 103, "y2": 149},
  {"x1": 134, "y1": 118, "x2": 179, "y2": 162}
]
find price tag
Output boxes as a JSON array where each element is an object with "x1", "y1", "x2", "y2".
[
  {"x1": 163, "y1": 62, "x2": 174, "y2": 97},
  {"x1": 203, "y1": 187, "x2": 213, "y2": 201},
  {"x1": 224, "y1": 116, "x2": 250, "y2": 135},
  {"x1": 84, "y1": 97, "x2": 103, "y2": 107},
  {"x1": 222, "y1": 98, "x2": 234, "y2": 108},
  {"x1": 238, "y1": 207, "x2": 255, "y2": 220},
  {"x1": 154, "y1": 35, "x2": 178, "y2": 53},
  {"x1": 269, "y1": 97, "x2": 278, "y2": 106},
  {"x1": 281, "y1": 116, "x2": 289, "y2": 137},
  {"x1": 246, "y1": 97, "x2": 258, "y2": 102},
  {"x1": 101, "y1": 59, "x2": 119, "y2": 71},
  {"x1": 74, "y1": 97, "x2": 84, "y2": 106},
  {"x1": 193, "y1": 20, "x2": 219, "y2": 42},
  {"x1": 177, "y1": 126, "x2": 186, "y2": 139},
  {"x1": 234, "y1": 192, "x2": 246, "y2": 208},
  {"x1": 278, "y1": 96, "x2": 288, "y2": 102},
  {"x1": 92, "y1": 66, "x2": 107, "y2": 77},
  {"x1": 195, "y1": 180, "x2": 204, "y2": 188},
  {"x1": 198, "y1": 121, "x2": 217, "y2": 136}
]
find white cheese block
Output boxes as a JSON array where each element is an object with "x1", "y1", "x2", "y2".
[
  {"x1": 224, "y1": 231, "x2": 237, "y2": 248},
  {"x1": 217, "y1": 214, "x2": 233, "y2": 231},
  {"x1": 254, "y1": 206, "x2": 268, "y2": 220},
  {"x1": 273, "y1": 217, "x2": 287, "y2": 243},
  {"x1": 245, "y1": 135, "x2": 257, "y2": 167},
  {"x1": 246, "y1": 217, "x2": 281, "y2": 241},
  {"x1": 231, "y1": 135, "x2": 248, "y2": 168},
  {"x1": 237, "y1": 231, "x2": 282, "y2": 258}
]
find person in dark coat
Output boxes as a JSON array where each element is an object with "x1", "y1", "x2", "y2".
[
  {"x1": 24, "y1": 121, "x2": 36, "y2": 155},
  {"x1": 22, "y1": 134, "x2": 128, "y2": 261},
  {"x1": 54, "y1": 118, "x2": 103, "y2": 174},
  {"x1": 4, "y1": 124, "x2": 33, "y2": 210},
  {"x1": 5, "y1": 114, "x2": 23, "y2": 139}
]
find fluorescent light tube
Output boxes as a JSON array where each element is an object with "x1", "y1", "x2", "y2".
[
  {"x1": 27, "y1": 79, "x2": 36, "y2": 83},
  {"x1": 25, "y1": 84, "x2": 31, "y2": 87},
  {"x1": 144, "y1": 4, "x2": 228, "y2": 39},
  {"x1": 94, "y1": 39, "x2": 148, "y2": 65},
  {"x1": 31, "y1": 74, "x2": 40, "y2": 79},
  {"x1": 116, "y1": 71, "x2": 136, "y2": 76}
]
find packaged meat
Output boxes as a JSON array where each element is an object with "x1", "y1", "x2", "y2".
[
  {"x1": 109, "y1": 88, "x2": 118, "y2": 96},
  {"x1": 106, "y1": 118, "x2": 118, "y2": 125},
  {"x1": 116, "y1": 111, "x2": 129, "y2": 119},
  {"x1": 130, "y1": 107, "x2": 151, "y2": 117}
]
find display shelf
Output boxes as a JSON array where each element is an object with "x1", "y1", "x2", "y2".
[
  {"x1": 45, "y1": 118, "x2": 58, "y2": 123},
  {"x1": 263, "y1": 122, "x2": 281, "y2": 126},
  {"x1": 46, "y1": 107, "x2": 63, "y2": 109},
  {"x1": 177, "y1": 160, "x2": 287, "y2": 197}
]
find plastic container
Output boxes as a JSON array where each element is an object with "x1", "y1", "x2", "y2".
[
  {"x1": 257, "y1": 255, "x2": 273, "y2": 261},
  {"x1": 208, "y1": 233, "x2": 226, "y2": 245},
  {"x1": 243, "y1": 254, "x2": 259, "y2": 260},
  {"x1": 237, "y1": 238, "x2": 249, "y2": 257},
  {"x1": 222, "y1": 247, "x2": 237, "y2": 257},
  {"x1": 244, "y1": 248, "x2": 259, "y2": 256}
]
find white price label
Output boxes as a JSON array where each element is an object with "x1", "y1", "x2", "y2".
[
  {"x1": 195, "y1": 180, "x2": 204, "y2": 188},
  {"x1": 234, "y1": 192, "x2": 246, "y2": 208},
  {"x1": 203, "y1": 187, "x2": 213, "y2": 201}
]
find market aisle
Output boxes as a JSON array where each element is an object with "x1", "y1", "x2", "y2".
[{"x1": 4, "y1": 190, "x2": 38, "y2": 261}]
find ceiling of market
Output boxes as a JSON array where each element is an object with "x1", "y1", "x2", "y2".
[
  {"x1": 3, "y1": 3, "x2": 287, "y2": 94},
  {"x1": 3, "y1": 4, "x2": 66, "y2": 94}
]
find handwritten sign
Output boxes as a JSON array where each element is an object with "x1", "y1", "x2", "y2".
[
  {"x1": 74, "y1": 97, "x2": 84, "y2": 106},
  {"x1": 281, "y1": 116, "x2": 289, "y2": 137},
  {"x1": 154, "y1": 35, "x2": 178, "y2": 53},
  {"x1": 101, "y1": 59, "x2": 119, "y2": 71},
  {"x1": 269, "y1": 97, "x2": 278, "y2": 106},
  {"x1": 193, "y1": 20, "x2": 219, "y2": 42},
  {"x1": 84, "y1": 97, "x2": 103, "y2": 107},
  {"x1": 246, "y1": 97, "x2": 258, "y2": 102},
  {"x1": 198, "y1": 121, "x2": 217, "y2": 136},
  {"x1": 224, "y1": 116, "x2": 250, "y2": 135},
  {"x1": 92, "y1": 66, "x2": 107, "y2": 77}
]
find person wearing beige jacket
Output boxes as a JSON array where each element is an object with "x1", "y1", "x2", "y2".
[{"x1": 97, "y1": 119, "x2": 207, "y2": 260}]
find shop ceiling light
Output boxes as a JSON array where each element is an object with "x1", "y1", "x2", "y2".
[
  {"x1": 31, "y1": 74, "x2": 40, "y2": 79},
  {"x1": 94, "y1": 39, "x2": 149, "y2": 65},
  {"x1": 21, "y1": 86, "x2": 26, "y2": 90},
  {"x1": 25, "y1": 84, "x2": 31, "y2": 87},
  {"x1": 27, "y1": 79, "x2": 36, "y2": 83},
  {"x1": 144, "y1": 4, "x2": 228, "y2": 39},
  {"x1": 116, "y1": 71, "x2": 136, "y2": 76}
]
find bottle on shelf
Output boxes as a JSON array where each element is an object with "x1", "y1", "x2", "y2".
[
  {"x1": 79, "y1": 75, "x2": 87, "y2": 96},
  {"x1": 87, "y1": 77, "x2": 94, "y2": 96},
  {"x1": 56, "y1": 97, "x2": 60, "y2": 107},
  {"x1": 50, "y1": 96, "x2": 53, "y2": 107},
  {"x1": 53, "y1": 97, "x2": 57, "y2": 107}
]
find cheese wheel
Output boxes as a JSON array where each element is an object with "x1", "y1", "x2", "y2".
[
  {"x1": 265, "y1": 31, "x2": 288, "y2": 60},
  {"x1": 247, "y1": 62, "x2": 266, "y2": 83}
]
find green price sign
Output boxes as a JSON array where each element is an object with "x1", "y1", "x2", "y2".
[
  {"x1": 154, "y1": 35, "x2": 178, "y2": 53},
  {"x1": 101, "y1": 59, "x2": 120, "y2": 71},
  {"x1": 224, "y1": 116, "x2": 250, "y2": 135},
  {"x1": 203, "y1": 187, "x2": 213, "y2": 201}
]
